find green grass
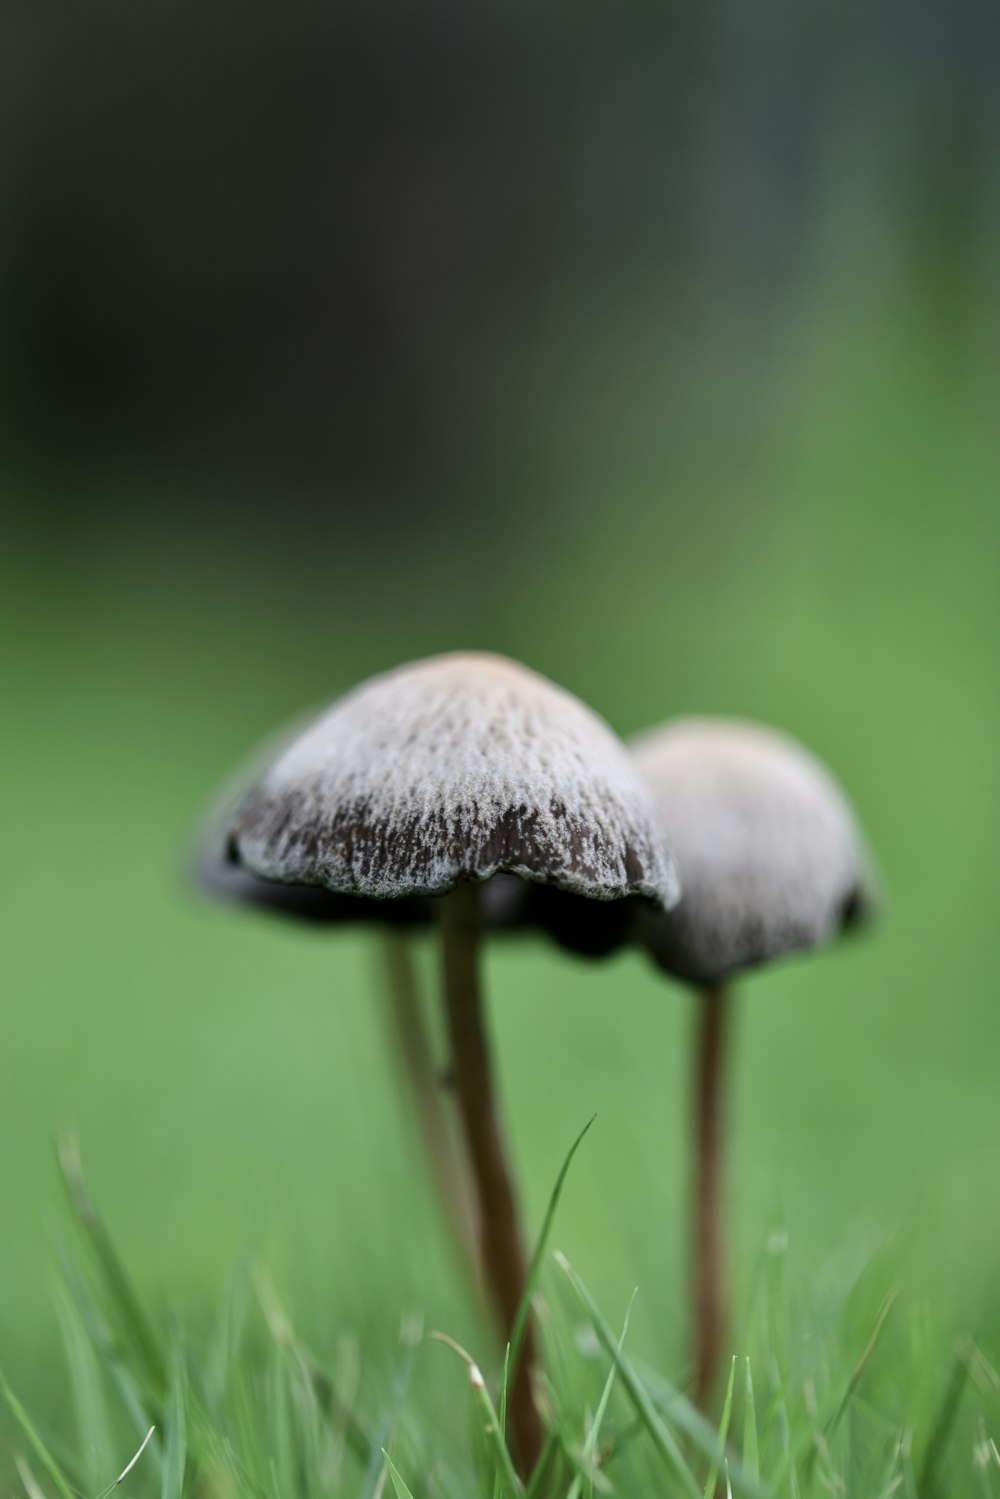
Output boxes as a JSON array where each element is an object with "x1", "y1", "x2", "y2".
[{"x1": 4, "y1": 1146, "x2": 1000, "y2": 1497}]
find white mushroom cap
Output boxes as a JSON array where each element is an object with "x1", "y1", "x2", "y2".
[
  {"x1": 197, "y1": 712, "x2": 433, "y2": 927},
  {"x1": 632, "y1": 717, "x2": 876, "y2": 984},
  {"x1": 225, "y1": 652, "x2": 680, "y2": 907}
]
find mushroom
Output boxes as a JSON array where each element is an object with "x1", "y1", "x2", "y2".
[
  {"x1": 630, "y1": 717, "x2": 876, "y2": 1405},
  {"x1": 205, "y1": 651, "x2": 679, "y2": 1471}
]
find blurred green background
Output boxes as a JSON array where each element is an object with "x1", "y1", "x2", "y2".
[{"x1": 1, "y1": 0, "x2": 999, "y2": 1480}]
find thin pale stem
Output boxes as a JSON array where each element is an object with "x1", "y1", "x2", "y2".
[
  {"x1": 380, "y1": 928, "x2": 478, "y2": 1286},
  {"x1": 693, "y1": 982, "x2": 730, "y2": 1409},
  {"x1": 439, "y1": 881, "x2": 543, "y2": 1476}
]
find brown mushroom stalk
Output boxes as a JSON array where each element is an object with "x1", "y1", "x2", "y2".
[
  {"x1": 439, "y1": 881, "x2": 542, "y2": 1473},
  {"x1": 381, "y1": 928, "x2": 478, "y2": 1282},
  {"x1": 693, "y1": 982, "x2": 729, "y2": 1408}
]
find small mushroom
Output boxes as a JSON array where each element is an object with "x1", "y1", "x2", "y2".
[
  {"x1": 631, "y1": 716, "x2": 876, "y2": 1405},
  {"x1": 206, "y1": 651, "x2": 678, "y2": 1472}
]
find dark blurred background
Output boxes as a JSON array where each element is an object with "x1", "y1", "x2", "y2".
[
  {"x1": 3, "y1": 0, "x2": 997, "y2": 528},
  {"x1": 2, "y1": 0, "x2": 999, "y2": 1477}
]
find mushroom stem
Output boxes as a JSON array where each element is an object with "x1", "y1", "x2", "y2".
[
  {"x1": 380, "y1": 929, "x2": 479, "y2": 1287},
  {"x1": 693, "y1": 983, "x2": 730, "y2": 1408},
  {"x1": 439, "y1": 881, "x2": 543, "y2": 1475}
]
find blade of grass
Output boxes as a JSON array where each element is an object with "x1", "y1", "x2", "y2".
[
  {"x1": 507, "y1": 1116, "x2": 596, "y2": 1388},
  {"x1": 974, "y1": 1419, "x2": 1000, "y2": 1499},
  {"x1": 430, "y1": 1333, "x2": 523, "y2": 1498},
  {"x1": 523, "y1": 1428, "x2": 561, "y2": 1499},
  {"x1": 704, "y1": 1357, "x2": 738, "y2": 1499},
  {"x1": 565, "y1": 1288, "x2": 636, "y2": 1499},
  {"x1": 284, "y1": 1346, "x2": 329, "y2": 1494},
  {"x1": 873, "y1": 1433, "x2": 904, "y2": 1499},
  {"x1": 266, "y1": 1338, "x2": 297, "y2": 1499},
  {"x1": 180, "y1": 1306, "x2": 281, "y2": 1499},
  {"x1": 743, "y1": 1359, "x2": 759, "y2": 1483},
  {"x1": 94, "y1": 1426, "x2": 156, "y2": 1499},
  {"x1": 226, "y1": 1356, "x2": 269, "y2": 1488},
  {"x1": 15, "y1": 1457, "x2": 54, "y2": 1499},
  {"x1": 553, "y1": 1253, "x2": 700, "y2": 1499},
  {"x1": 636, "y1": 1362, "x2": 772, "y2": 1499},
  {"x1": 55, "y1": 1289, "x2": 115, "y2": 1492},
  {"x1": 382, "y1": 1451, "x2": 417, "y2": 1499},
  {"x1": 775, "y1": 1284, "x2": 900, "y2": 1490},
  {"x1": 58, "y1": 1137, "x2": 166, "y2": 1392},
  {"x1": 601, "y1": 1413, "x2": 645, "y2": 1471},
  {"x1": 918, "y1": 1338, "x2": 972, "y2": 1499},
  {"x1": 199, "y1": 1428, "x2": 274, "y2": 1499},
  {"x1": 298, "y1": 1343, "x2": 373, "y2": 1470},
  {"x1": 52, "y1": 1236, "x2": 162, "y2": 1457},
  {"x1": 495, "y1": 1341, "x2": 512, "y2": 1499},
  {"x1": 0, "y1": 1370, "x2": 79, "y2": 1499},
  {"x1": 205, "y1": 1278, "x2": 250, "y2": 1408},
  {"x1": 826, "y1": 1286, "x2": 899, "y2": 1442},
  {"x1": 772, "y1": 1394, "x2": 798, "y2": 1499},
  {"x1": 255, "y1": 1276, "x2": 373, "y2": 1469},
  {"x1": 161, "y1": 1344, "x2": 187, "y2": 1499}
]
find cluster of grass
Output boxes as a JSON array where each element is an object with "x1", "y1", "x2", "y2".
[{"x1": 5, "y1": 1135, "x2": 1000, "y2": 1499}]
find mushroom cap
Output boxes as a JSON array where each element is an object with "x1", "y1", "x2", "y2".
[
  {"x1": 223, "y1": 652, "x2": 680, "y2": 907},
  {"x1": 632, "y1": 717, "x2": 876, "y2": 984},
  {"x1": 197, "y1": 713, "x2": 434, "y2": 928}
]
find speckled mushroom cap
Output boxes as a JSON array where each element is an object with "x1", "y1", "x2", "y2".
[
  {"x1": 222, "y1": 652, "x2": 679, "y2": 908},
  {"x1": 632, "y1": 717, "x2": 876, "y2": 984},
  {"x1": 198, "y1": 713, "x2": 433, "y2": 927},
  {"x1": 202, "y1": 829, "x2": 435, "y2": 926}
]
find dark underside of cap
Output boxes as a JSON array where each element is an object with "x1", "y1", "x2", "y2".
[
  {"x1": 208, "y1": 855, "x2": 629, "y2": 938},
  {"x1": 232, "y1": 789, "x2": 663, "y2": 903},
  {"x1": 486, "y1": 876, "x2": 639, "y2": 958},
  {"x1": 644, "y1": 876, "x2": 876, "y2": 986},
  {"x1": 203, "y1": 844, "x2": 434, "y2": 926}
]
